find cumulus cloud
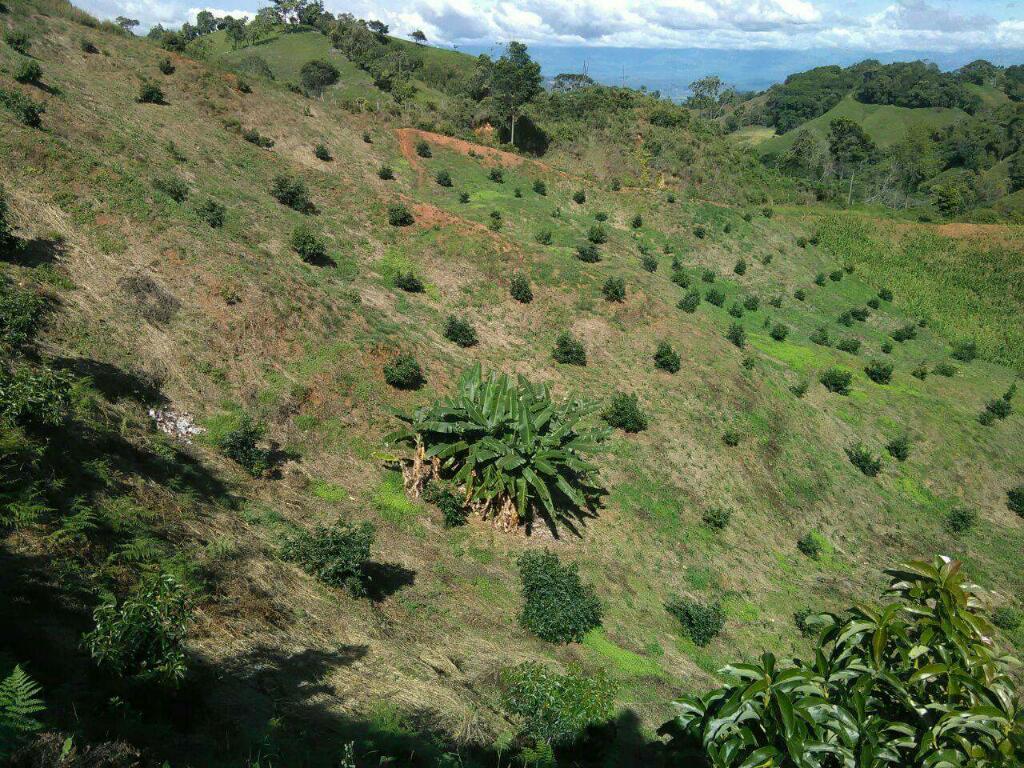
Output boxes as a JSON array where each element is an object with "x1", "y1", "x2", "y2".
[{"x1": 75, "y1": 0, "x2": 1024, "y2": 50}]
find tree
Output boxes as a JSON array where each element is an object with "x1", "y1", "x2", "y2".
[
  {"x1": 195, "y1": 10, "x2": 216, "y2": 34},
  {"x1": 490, "y1": 41, "x2": 542, "y2": 148},
  {"x1": 550, "y1": 72, "x2": 595, "y2": 93},
  {"x1": 247, "y1": 9, "x2": 278, "y2": 46},
  {"x1": 688, "y1": 74, "x2": 723, "y2": 116},
  {"x1": 1010, "y1": 153, "x2": 1024, "y2": 193},
  {"x1": 224, "y1": 17, "x2": 248, "y2": 50},
  {"x1": 828, "y1": 117, "x2": 877, "y2": 204},
  {"x1": 300, "y1": 59, "x2": 340, "y2": 98},
  {"x1": 115, "y1": 16, "x2": 139, "y2": 33},
  {"x1": 780, "y1": 129, "x2": 826, "y2": 180},
  {"x1": 366, "y1": 19, "x2": 389, "y2": 42},
  {"x1": 410, "y1": 29, "x2": 426, "y2": 44}
]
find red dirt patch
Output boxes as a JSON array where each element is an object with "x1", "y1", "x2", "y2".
[{"x1": 396, "y1": 128, "x2": 561, "y2": 183}]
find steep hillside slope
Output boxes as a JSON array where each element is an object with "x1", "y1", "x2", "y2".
[{"x1": 1, "y1": 4, "x2": 1023, "y2": 766}]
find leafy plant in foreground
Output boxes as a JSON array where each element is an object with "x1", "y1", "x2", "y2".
[
  {"x1": 219, "y1": 415, "x2": 272, "y2": 477},
  {"x1": 602, "y1": 391, "x2": 648, "y2": 433},
  {"x1": 553, "y1": 332, "x2": 586, "y2": 366},
  {"x1": 518, "y1": 550, "x2": 602, "y2": 643},
  {"x1": 501, "y1": 662, "x2": 614, "y2": 747},
  {"x1": 820, "y1": 367, "x2": 852, "y2": 395},
  {"x1": 0, "y1": 664, "x2": 44, "y2": 759},
  {"x1": 386, "y1": 364, "x2": 608, "y2": 530},
  {"x1": 282, "y1": 518, "x2": 375, "y2": 595}
]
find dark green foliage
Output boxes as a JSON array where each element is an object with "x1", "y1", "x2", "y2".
[
  {"x1": 500, "y1": 663, "x2": 614, "y2": 746},
  {"x1": 435, "y1": 169, "x2": 452, "y2": 187},
  {"x1": 281, "y1": 518, "x2": 374, "y2": 595},
  {"x1": 814, "y1": 272, "x2": 827, "y2": 287},
  {"x1": 705, "y1": 288, "x2": 725, "y2": 307},
  {"x1": 911, "y1": 363, "x2": 929, "y2": 380},
  {"x1": 0, "y1": 88, "x2": 44, "y2": 127},
  {"x1": 881, "y1": 341, "x2": 894, "y2": 354},
  {"x1": 878, "y1": 287, "x2": 894, "y2": 302},
  {"x1": 553, "y1": 332, "x2": 586, "y2": 365},
  {"x1": 952, "y1": 339, "x2": 978, "y2": 362},
  {"x1": 394, "y1": 271, "x2": 424, "y2": 292},
  {"x1": 836, "y1": 337, "x2": 861, "y2": 354},
  {"x1": 667, "y1": 192, "x2": 676, "y2": 203},
  {"x1": 944, "y1": 507, "x2": 977, "y2": 535},
  {"x1": 575, "y1": 243, "x2": 600, "y2": 263},
  {"x1": 728, "y1": 302, "x2": 744, "y2": 319},
  {"x1": 195, "y1": 199, "x2": 225, "y2": 227},
  {"x1": 979, "y1": 410, "x2": 996, "y2": 426},
  {"x1": 934, "y1": 361, "x2": 957, "y2": 377},
  {"x1": 985, "y1": 397, "x2": 1012, "y2": 420},
  {"x1": 313, "y1": 143, "x2": 332, "y2": 161},
  {"x1": 415, "y1": 139, "x2": 432, "y2": 157},
  {"x1": 641, "y1": 254, "x2": 658, "y2": 272},
  {"x1": 0, "y1": 185, "x2": 12, "y2": 253},
  {"x1": 867, "y1": 297, "x2": 880, "y2": 309},
  {"x1": 387, "y1": 203, "x2": 414, "y2": 226},
  {"x1": 744, "y1": 296, "x2": 760, "y2": 311},
  {"x1": 290, "y1": 224, "x2": 328, "y2": 264},
  {"x1": 810, "y1": 326, "x2": 831, "y2": 346},
  {"x1": 693, "y1": 225, "x2": 707, "y2": 239},
  {"x1": 678, "y1": 289, "x2": 701, "y2": 313},
  {"x1": 820, "y1": 367, "x2": 852, "y2": 395},
  {"x1": 850, "y1": 307, "x2": 869, "y2": 322},
  {"x1": 383, "y1": 353, "x2": 423, "y2": 390},
  {"x1": 594, "y1": 212, "x2": 608, "y2": 222},
  {"x1": 153, "y1": 176, "x2": 188, "y2": 203},
  {"x1": 992, "y1": 606, "x2": 1021, "y2": 631},
  {"x1": 793, "y1": 608, "x2": 818, "y2": 637},
  {"x1": 532, "y1": 179, "x2": 546, "y2": 195},
  {"x1": 762, "y1": 207, "x2": 774, "y2": 218},
  {"x1": 137, "y1": 80, "x2": 165, "y2": 104},
  {"x1": 510, "y1": 272, "x2": 533, "y2": 303},
  {"x1": 770, "y1": 323, "x2": 789, "y2": 342},
  {"x1": 362, "y1": 131, "x2": 372, "y2": 143},
  {"x1": 0, "y1": 365, "x2": 72, "y2": 427},
  {"x1": 458, "y1": 191, "x2": 470, "y2": 203},
  {"x1": 886, "y1": 434, "x2": 911, "y2": 461},
  {"x1": 794, "y1": 288, "x2": 806, "y2": 301},
  {"x1": 4, "y1": 28, "x2": 29, "y2": 53},
  {"x1": 0, "y1": 664, "x2": 45, "y2": 759},
  {"x1": 733, "y1": 259, "x2": 747, "y2": 275},
  {"x1": 702, "y1": 507, "x2": 731, "y2": 530},
  {"x1": 443, "y1": 315, "x2": 478, "y2": 347},
  {"x1": 572, "y1": 189, "x2": 586, "y2": 204},
  {"x1": 892, "y1": 324, "x2": 917, "y2": 342},
  {"x1": 666, "y1": 597, "x2": 724, "y2": 647},
  {"x1": 610, "y1": 178, "x2": 621, "y2": 191},
  {"x1": 654, "y1": 342, "x2": 681, "y2": 373},
  {"x1": 377, "y1": 164, "x2": 394, "y2": 180},
  {"x1": 488, "y1": 167, "x2": 504, "y2": 183},
  {"x1": 299, "y1": 58, "x2": 340, "y2": 97},
  {"x1": 14, "y1": 60, "x2": 41, "y2": 84},
  {"x1": 488, "y1": 210, "x2": 502, "y2": 231},
  {"x1": 83, "y1": 574, "x2": 191, "y2": 686},
  {"x1": 864, "y1": 359, "x2": 893, "y2": 384},
  {"x1": 630, "y1": 214, "x2": 643, "y2": 229},
  {"x1": 701, "y1": 270, "x2": 716, "y2": 283},
  {"x1": 80, "y1": 39, "x2": 99, "y2": 54},
  {"x1": 601, "y1": 390, "x2": 648, "y2": 433},
  {"x1": 158, "y1": 57, "x2": 175, "y2": 75},
  {"x1": 587, "y1": 224, "x2": 607, "y2": 244},
  {"x1": 846, "y1": 443, "x2": 882, "y2": 476},
  {"x1": 601, "y1": 277, "x2": 625, "y2": 302},
  {"x1": 422, "y1": 479, "x2": 467, "y2": 528},
  {"x1": 518, "y1": 550, "x2": 602, "y2": 644},
  {"x1": 722, "y1": 429, "x2": 741, "y2": 447},
  {"x1": 671, "y1": 269, "x2": 691, "y2": 288},
  {"x1": 838, "y1": 311, "x2": 854, "y2": 327},
  {"x1": 1007, "y1": 486, "x2": 1024, "y2": 517},
  {"x1": 742, "y1": 211, "x2": 753, "y2": 222},
  {"x1": 219, "y1": 415, "x2": 272, "y2": 477},
  {"x1": 271, "y1": 175, "x2": 312, "y2": 212},
  {"x1": 790, "y1": 380, "x2": 809, "y2": 398},
  {"x1": 0, "y1": 278, "x2": 43, "y2": 351},
  {"x1": 726, "y1": 322, "x2": 746, "y2": 348},
  {"x1": 797, "y1": 532, "x2": 822, "y2": 559}
]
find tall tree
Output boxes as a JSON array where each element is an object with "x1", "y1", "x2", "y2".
[
  {"x1": 195, "y1": 10, "x2": 216, "y2": 35},
  {"x1": 115, "y1": 16, "x2": 139, "y2": 33},
  {"x1": 828, "y1": 117, "x2": 877, "y2": 204},
  {"x1": 410, "y1": 29, "x2": 426, "y2": 44},
  {"x1": 490, "y1": 42, "x2": 542, "y2": 148}
]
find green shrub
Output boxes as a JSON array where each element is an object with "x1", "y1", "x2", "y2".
[
  {"x1": 850, "y1": 307, "x2": 869, "y2": 322},
  {"x1": 488, "y1": 167, "x2": 504, "y2": 183},
  {"x1": 693, "y1": 225, "x2": 707, "y2": 239},
  {"x1": 362, "y1": 131, "x2": 372, "y2": 143},
  {"x1": 443, "y1": 315, "x2": 478, "y2": 347},
  {"x1": 602, "y1": 392, "x2": 648, "y2": 433},
  {"x1": 219, "y1": 415, "x2": 272, "y2": 477},
  {"x1": 654, "y1": 342, "x2": 681, "y2": 373},
  {"x1": 744, "y1": 295, "x2": 760, "y2": 311},
  {"x1": 793, "y1": 608, "x2": 818, "y2": 637},
  {"x1": 762, "y1": 207, "x2": 774, "y2": 218},
  {"x1": 0, "y1": 278, "x2": 43, "y2": 351},
  {"x1": 534, "y1": 229, "x2": 552, "y2": 245},
  {"x1": 587, "y1": 224, "x2": 607, "y2": 244},
  {"x1": 415, "y1": 139, "x2": 431, "y2": 158},
  {"x1": 952, "y1": 339, "x2": 978, "y2": 363},
  {"x1": 601, "y1": 277, "x2": 625, "y2": 302},
  {"x1": 985, "y1": 397, "x2": 1012, "y2": 420},
  {"x1": 0, "y1": 365, "x2": 72, "y2": 427},
  {"x1": 488, "y1": 211, "x2": 502, "y2": 231},
  {"x1": 290, "y1": 224, "x2": 328, "y2": 264},
  {"x1": 878, "y1": 287, "x2": 893, "y2": 302},
  {"x1": 394, "y1": 271, "x2": 424, "y2": 292},
  {"x1": 594, "y1": 211, "x2": 608, "y2": 222},
  {"x1": 195, "y1": 198, "x2": 225, "y2": 227},
  {"x1": 884, "y1": 434, "x2": 911, "y2": 462},
  {"x1": 666, "y1": 597, "x2": 724, "y2": 647},
  {"x1": 797, "y1": 532, "x2": 822, "y2": 559},
  {"x1": 137, "y1": 80, "x2": 165, "y2": 104},
  {"x1": 864, "y1": 360, "x2": 893, "y2": 385},
  {"x1": 934, "y1": 361, "x2": 957, "y2": 377},
  {"x1": 701, "y1": 270, "x2": 716, "y2": 283},
  {"x1": 575, "y1": 243, "x2": 600, "y2": 263},
  {"x1": 867, "y1": 297, "x2": 880, "y2": 309},
  {"x1": 153, "y1": 176, "x2": 188, "y2": 203},
  {"x1": 458, "y1": 191, "x2": 469, "y2": 203},
  {"x1": 314, "y1": 143, "x2": 332, "y2": 161},
  {"x1": 377, "y1": 164, "x2": 394, "y2": 180},
  {"x1": 726, "y1": 322, "x2": 746, "y2": 348},
  {"x1": 271, "y1": 175, "x2": 312, "y2": 212},
  {"x1": 742, "y1": 211, "x2": 753, "y2": 222},
  {"x1": 702, "y1": 507, "x2": 731, "y2": 530},
  {"x1": 992, "y1": 606, "x2": 1021, "y2": 631},
  {"x1": 790, "y1": 380, "x2": 809, "y2": 398},
  {"x1": 422, "y1": 479, "x2": 467, "y2": 528},
  {"x1": 0, "y1": 88, "x2": 44, "y2": 127},
  {"x1": 641, "y1": 253, "x2": 658, "y2": 272},
  {"x1": 820, "y1": 367, "x2": 852, "y2": 395},
  {"x1": 383, "y1": 354, "x2": 423, "y2": 390},
  {"x1": 553, "y1": 332, "x2": 586, "y2": 365},
  {"x1": 630, "y1": 214, "x2": 643, "y2": 229},
  {"x1": 705, "y1": 288, "x2": 725, "y2": 307},
  {"x1": 14, "y1": 60, "x2": 41, "y2": 84},
  {"x1": 881, "y1": 340, "x2": 893, "y2": 354},
  {"x1": 810, "y1": 326, "x2": 831, "y2": 346},
  {"x1": 435, "y1": 169, "x2": 452, "y2": 187},
  {"x1": 722, "y1": 429, "x2": 741, "y2": 447},
  {"x1": 518, "y1": 550, "x2": 602, "y2": 643},
  {"x1": 0, "y1": 185, "x2": 11, "y2": 251},
  {"x1": 610, "y1": 178, "x2": 621, "y2": 191},
  {"x1": 892, "y1": 324, "x2": 917, "y2": 343},
  {"x1": 769, "y1": 323, "x2": 789, "y2": 342},
  {"x1": 80, "y1": 39, "x2": 99, "y2": 54},
  {"x1": 678, "y1": 289, "x2": 701, "y2": 313},
  {"x1": 836, "y1": 337, "x2": 861, "y2": 354},
  {"x1": 1007, "y1": 486, "x2": 1024, "y2": 517},
  {"x1": 814, "y1": 272, "x2": 827, "y2": 286},
  {"x1": 733, "y1": 259, "x2": 747, "y2": 276},
  {"x1": 510, "y1": 272, "x2": 533, "y2": 303},
  {"x1": 500, "y1": 663, "x2": 614, "y2": 746},
  {"x1": 667, "y1": 192, "x2": 676, "y2": 203},
  {"x1": 387, "y1": 203, "x2": 414, "y2": 227},
  {"x1": 829, "y1": 270, "x2": 843, "y2": 282},
  {"x1": 838, "y1": 311, "x2": 854, "y2": 327},
  {"x1": 671, "y1": 269, "x2": 690, "y2": 288},
  {"x1": 83, "y1": 574, "x2": 191, "y2": 686},
  {"x1": 728, "y1": 302, "x2": 744, "y2": 319},
  {"x1": 944, "y1": 507, "x2": 977, "y2": 535},
  {"x1": 282, "y1": 518, "x2": 375, "y2": 595},
  {"x1": 532, "y1": 179, "x2": 546, "y2": 195},
  {"x1": 572, "y1": 189, "x2": 586, "y2": 204},
  {"x1": 846, "y1": 443, "x2": 882, "y2": 476},
  {"x1": 794, "y1": 288, "x2": 806, "y2": 301},
  {"x1": 979, "y1": 410, "x2": 996, "y2": 426},
  {"x1": 4, "y1": 29, "x2": 29, "y2": 53},
  {"x1": 515, "y1": 186, "x2": 523, "y2": 198}
]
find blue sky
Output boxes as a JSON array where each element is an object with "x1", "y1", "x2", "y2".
[{"x1": 78, "y1": 0, "x2": 1024, "y2": 53}]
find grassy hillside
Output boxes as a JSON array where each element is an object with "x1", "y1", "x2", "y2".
[
  {"x1": 2, "y1": 4, "x2": 1023, "y2": 766},
  {"x1": 757, "y1": 95, "x2": 967, "y2": 156}
]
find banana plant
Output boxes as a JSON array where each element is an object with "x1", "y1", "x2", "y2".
[
  {"x1": 385, "y1": 363, "x2": 609, "y2": 531},
  {"x1": 661, "y1": 557, "x2": 1023, "y2": 767}
]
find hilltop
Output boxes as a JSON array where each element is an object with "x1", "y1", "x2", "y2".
[{"x1": 1, "y1": 3, "x2": 1023, "y2": 767}]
